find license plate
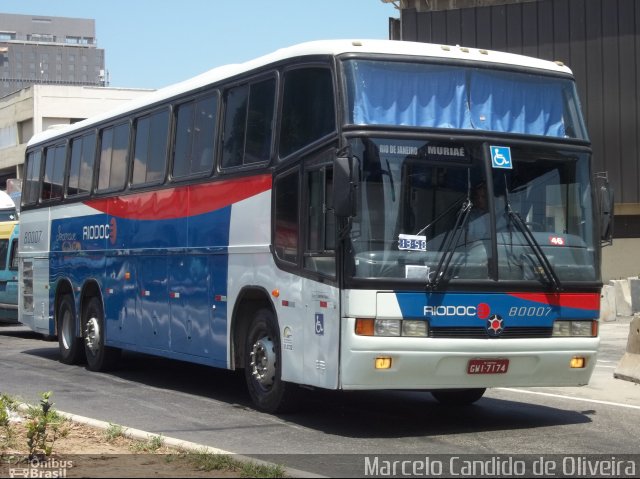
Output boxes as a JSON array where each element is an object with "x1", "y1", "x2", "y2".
[{"x1": 467, "y1": 358, "x2": 509, "y2": 375}]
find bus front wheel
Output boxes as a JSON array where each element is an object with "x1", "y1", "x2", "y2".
[
  {"x1": 83, "y1": 296, "x2": 120, "y2": 372},
  {"x1": 57, "y1": 294, "x2": 85, "y2": 364},
  {"x1": 244, "y1": 308, "x2": 298, "y2": 413},
  {"x1": 431, "y1": 388, "x2": 486, "y2": 406}
]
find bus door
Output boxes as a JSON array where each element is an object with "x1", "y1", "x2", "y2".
[{"x1": 301, "y1": 163, "x2": 340, "y2": 389}]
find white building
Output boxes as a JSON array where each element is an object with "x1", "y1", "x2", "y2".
[{"x1": 0, "y1": 84, "x2": 154, "y2": 187}]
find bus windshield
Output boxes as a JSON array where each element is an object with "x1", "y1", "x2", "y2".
[
  {"x1": 343, "y1": 59, "x2": 588, "y2": 140},
  {"x1": 347, "y1": 138, "x2": 597, "y2": 285}
]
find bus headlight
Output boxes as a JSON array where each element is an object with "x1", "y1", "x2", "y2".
[
  {"x1": 402, "y1": 320, "x2": 429, "y2": 337},
  {"x1": 355, "y1": 319, "x2": 429, "y2": 337},
  {"x1": 375, "y1": 319, "x2": 401, "y2": 337},
  {"x1": 552, "y1": 320, "x2": 597, "y2": 337}
]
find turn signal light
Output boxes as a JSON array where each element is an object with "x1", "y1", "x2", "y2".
[
  {"x1": 375, "y1": 357, "x2": 392, "y2": 369},
  {"x1": 570, "y1": 356, "x2": 586, "y2": 369}
]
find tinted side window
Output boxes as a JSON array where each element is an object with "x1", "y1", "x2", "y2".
[
  {"x1": 274, "y1": 169, "x2": 299, "y2": 264},
  {"x1": 280, "y1": 68, "x2": 335, "y2": 158},
  {"x1": 9, "y1": 239, "x2": 18, "y2": 270},
  {"x1": 245, "y1": 79, "x2": 276, "y2": 164},
  {"x1": 98, "y1": 122, "x2": 130, "y2": 191},
  {"x1": 42, "y1": 144, "x2": 66, "y2": 201},
  {"x1": 222, "y1": 77, "x2": 275, "y2": 169},
  {"x1": 0, "y1": 239, "x2": 7, "y2": 269},
  {"x1": 132, "y1": 110, "x2": 169, "y2": 186},
  {"x1": 24, "y1": 150, "x2": 42, "y2": 205},
  {"x1": 221, "y1": 84, "x2": 248, "y2": 169},
  {"x1": 173, "y1": 94, "x2": 218, "y2": 178},
  {"x1": 68, "y1": 132, "x2": 96, "y2": 196},
  {"x1": 79, "y1": 133, "x2": 96, "y2": 194}
]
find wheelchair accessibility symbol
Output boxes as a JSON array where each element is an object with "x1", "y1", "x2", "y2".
[
  {"x1": 491, "y1": 146, "x2": 513, "y2": 169},
  {"x1": 315, "y1": 313, "x2": 325, "y2": 336}
]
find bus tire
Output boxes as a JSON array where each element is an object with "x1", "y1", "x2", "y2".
[
  {"x1": 244, "y1": 308, "x2": 299, "y2": 413},
  {"x1": 431, "y1": 388, "x2": 486, "y2": 406},
  {"x1": 57, "y1": 294, "x2": 85, "y2": 364},
  {"x1": 83, "y1": 296, "x2": 120, "y2": 372}
]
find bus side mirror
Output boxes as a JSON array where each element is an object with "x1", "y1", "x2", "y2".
[
  {"x1": 597, "y1": 174, "x2": 614, "y2": 246},
  {"x1": 333, "y1": 155, "x2": 355, "y2": 218}
]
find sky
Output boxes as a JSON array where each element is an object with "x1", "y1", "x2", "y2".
[{"x1": 2, "y1": 0, "x2": 398, "y2": 90}]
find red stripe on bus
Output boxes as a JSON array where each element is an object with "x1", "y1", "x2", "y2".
[
  {"x1": 85, "y1": 175, "x2": 272, "y2": 220},
  {"x1": 507, "y1": 293, "x2": 600, "y2": 310}
]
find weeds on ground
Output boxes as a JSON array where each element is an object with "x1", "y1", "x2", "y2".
[
  {"x1": 104, "y1": 422, "x2": 126, "y2": 442},
  {"x1": 187, "y1": 449, "x2": 286, "y2": 478},
  {"x1": 129, "y1": 434, "x2": 165, "y2": 453},
  {"x1": 25, "y1": 392, "x2": 67, "y2": 459},
  {"x1": 0, "y1": 394, "x2": 18, "y2": 451}
]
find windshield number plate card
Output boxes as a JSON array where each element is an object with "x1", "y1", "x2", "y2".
[
  {"x1": 467, "y1": 358, "x2": 509, "y2": 375},
  {"x1": 398, "y1": 234, "x2": 427, "y2": 251}
]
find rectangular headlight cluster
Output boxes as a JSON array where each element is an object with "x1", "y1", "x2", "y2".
[
  {"x1": 552, "y1": 320, "x2": 597, "y2": 337},
  {"x1": 356, "y1": 318, "x2": 429, "y2": 337}
]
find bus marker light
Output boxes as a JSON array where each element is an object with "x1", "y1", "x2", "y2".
[
  {"x1": 124, "y1": 272, "x2": 131, "y2": 280},
  {"x1": 272, "y1": 289, "x2": 280, "y2": 298},
  {"x1": 355, "y1": 318, "x2": 375, "y2": 336},
  {"x1": 375, "y1": 357, "x2": 392, "y2": 369},
  {"x1": 570, "y1": 357, "x2": 586, "y2": 369}
]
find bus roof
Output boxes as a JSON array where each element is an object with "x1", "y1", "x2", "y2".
[
  {"x1": 27, "y1": 39, "x2": 573, "y2": 147},
  {"x1": 0, "y1": 190, "x2": 15, "y2": 210}
]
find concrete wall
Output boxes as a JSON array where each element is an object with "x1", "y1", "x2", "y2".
[{"x1": 602, "y1": 238, "x2": 640, "y2": 282}]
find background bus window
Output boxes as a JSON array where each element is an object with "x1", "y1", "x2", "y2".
[
  {"x1": 173, "y1": 93, "x2": 218, "y2": 178},
  {"x1": 0, "y1": 239, "x2": 7, "y2": 268},
  {"x1": 97, "y1": 122, "x2": 130, "y2": 191},
  {"x1": 132, "y1": 109, "x2": 169, "y2": 186},
  {"x1": 67, "y1": 132, "x2": 96, "y2": 196},
  {"x1": 42, "y1": 144, "x2": 66, "y2": 201},
  {"x1": 279, "y1": 68, "x2": 335, "y2": 158},
  {"x1": 222, "y1": 78, "x2": 275, "y2": 169},
  {"x1": 274, "y1": 169, "x2": 299, "y2": 264}
]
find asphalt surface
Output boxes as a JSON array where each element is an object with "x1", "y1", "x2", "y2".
[{"x1": 1, "y1": 317, "x2": 639, "y2": 477}]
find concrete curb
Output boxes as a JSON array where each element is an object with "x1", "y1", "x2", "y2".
[
  {"x1": 16, "y1": 405, "x2": 324, "y2": 478},
  {"x1": 614, "y1": 316, "x2": 640, "y2": 385}
]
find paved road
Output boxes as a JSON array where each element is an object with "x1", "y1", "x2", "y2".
[{"x1": 1, "y1": 318, "x2": 639, "y2": 477}]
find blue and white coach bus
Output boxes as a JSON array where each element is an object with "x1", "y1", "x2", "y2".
[{"x1": 19, "y1": 40, "x2": 607, "y2": 412}]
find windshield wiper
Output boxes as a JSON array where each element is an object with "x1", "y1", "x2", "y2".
[
  {"x1": 427, "y1": 198, "x2": 473, "y2": 290},
  {"x1": 504, "y1": 188, "x2": 562, "y2": 292}
]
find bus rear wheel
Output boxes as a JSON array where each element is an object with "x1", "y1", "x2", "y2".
[
  {"x1": 57, "y1": 294, "x2": 85, "y2": 365},
  {"x1": 83, "y1": 296, "x2": 120, "y2": 372},
  {"x1": 431, "y1": 388, "x2": 486, "y2": 406},
  {"x1": 244, "y1": 308, "x2": 298, "y2": 413}
]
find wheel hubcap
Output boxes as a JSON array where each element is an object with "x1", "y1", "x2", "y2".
[
  {"x1": 85, "y1": 317, "x2": 101, "y2": 355},
  {"x1": 249, "y1": 336, "x2": 276, "y2": 388}
]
